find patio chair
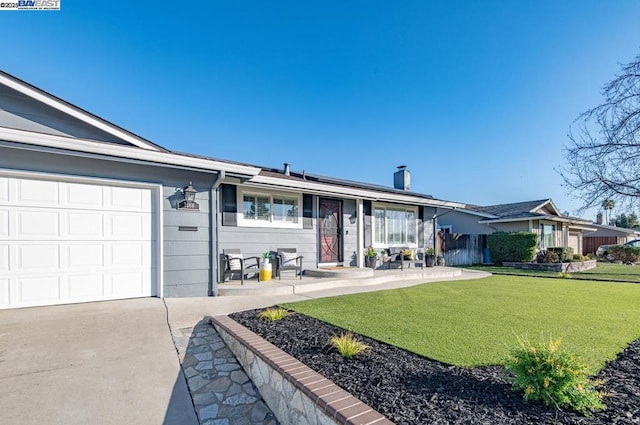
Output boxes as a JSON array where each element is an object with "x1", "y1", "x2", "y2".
[
  {"x1": 383, "y1": 248, "x2": 424, "y2": 270},
  {"x1": 276, "y1": 248, "x2": 303, "y2": 280},
  {"x1": 221, "y1": 249, "x2": 260, "y2": 285}
]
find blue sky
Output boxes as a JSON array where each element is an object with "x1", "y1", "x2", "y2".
[{"x1": 2, "y1": 1, "x2": 640, "y2": 219}]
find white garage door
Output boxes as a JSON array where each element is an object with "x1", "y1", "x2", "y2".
[
  {"x1": 0, "y1": 173, "x2": 158, "y2": 309},
  {"x1": 568, "y1": 232, "x2": 580, "y2": 256}
]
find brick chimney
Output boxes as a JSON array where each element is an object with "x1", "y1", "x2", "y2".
[{"x1": 393, "y1": 165, "x2": 411, "y2": 191}]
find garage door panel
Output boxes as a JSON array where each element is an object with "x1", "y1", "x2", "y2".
[
  {"x1": 0, "y1": 279, "x2": 8, "y2": 305},
  {"x1": 66, "y1": 182, "x2": 104, "y2": 208},
  {"x1": 17, "y1": 244, "x2": 59, "y2": 270},
  {"x1": 18, "y1": 276, "x2": 60, "y2": 303},
  {"x1": 17, "y1": 179, "x2": 59, "y2": 206},
  {"x1": 0, "y1": 244, "x2": 8, "y2": 271},
  {"x1": 66, "y1": 274, "x2": 104, "y2": 299},
  {"x1": 67, "y1": 244, "x2": 104, "y2": 268},
  {"x1": 67, "y1": 212, "x2": 103, "y2": 237},
  {"x1": 17, "y1": 210, "x2": 59, "y2": 237},
  {"x1": 108, "y1": 186, "x2": 152, "y2": 212},
  {"x1": 110, "y1": 271, "x2": 146, "y2": 297},
  {"x1": 111, "y1": 243, "x2": 148, "y2": 267},
  {"x1": 109, "y1": 214, "x2": 149, "y2": 239},
  {"x1": 0, "y1": 210, "x2": 7, "y2": 236},
  {"x1": 0, "y1": 177, "x2": 7, "y2": 202}
]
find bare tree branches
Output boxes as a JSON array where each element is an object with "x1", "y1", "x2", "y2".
[{"x1": 560, "y1": 53, "x2": 640, "y2": 212}]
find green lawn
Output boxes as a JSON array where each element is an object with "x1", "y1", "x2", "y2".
[
  {"x1": 468, "y1": 262, "x2": 640, "y2": 283},
  {"x1": 571, "y1": 262, "x2": 640, "y2": 282},
  {"x1": 282, "y1": 275, "x2": 640, "y2": 373}
]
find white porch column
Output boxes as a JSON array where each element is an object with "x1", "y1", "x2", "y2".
[{"x1": 357, "y1": 198, "x2": 364, "y2": 268}]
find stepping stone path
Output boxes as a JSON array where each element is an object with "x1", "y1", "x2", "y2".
[{"x1": 172, "y1": 321, "x2": 279, "y2": 425}]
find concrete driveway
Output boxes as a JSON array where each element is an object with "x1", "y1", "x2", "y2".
[
  {"x1": 0, "y1": 298, "x2": 198, "y2": 425},
  {"x1": 0, "y1": 269, "x2": 489, "y2": 425}
]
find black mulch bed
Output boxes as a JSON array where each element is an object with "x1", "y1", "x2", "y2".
[{"x1": 229, "y1": 308, "x2": 640, "y2": 425}]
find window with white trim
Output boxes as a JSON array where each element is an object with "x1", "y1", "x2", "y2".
[
  {"x1": 540, "y1": 223, "x2": 555, "y2": 248},
  {"x1": 239, "y1": 190, "x2": 301, "y2": 227},
  {"x1": 373, "y1": 204, "x2": 417, "y2": 246}
]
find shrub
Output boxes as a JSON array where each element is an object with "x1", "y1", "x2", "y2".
[
  {"x1": 487, "y1": 232, "x2": 538, "y2": 265},
  {"x1": 548, "y1": 247, "x2": 574, "y2": 262},
  {"x1": 505, "y1": 337, "x2": 605, "y2": 415},
  {"x1": 536, "y1": 249, "x2": 560, "y2": 264},
  {"x1": 329, "y1": 333, "x2": 370, "y2": 359},
  {"x1": 608, "y1": 245, "x2": 640, "y2": 264},
  {"x1": 572, "y1": 254, "x2": 587, "y2": 262},
  {"x1": 257, "y1": 307, "x2": 290, "y2": 322}
]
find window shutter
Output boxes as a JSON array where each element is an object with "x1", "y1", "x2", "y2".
[
  {"x1": 303, "y1": 194, "x2": 313, "y2": 229},
  {"x1": 220, "y1": 184, "x2": 237, "y2": 226},
  {"x1": 363, "y1": 200, "x2": 372, "y2": 247}
]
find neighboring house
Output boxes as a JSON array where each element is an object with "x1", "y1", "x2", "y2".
[
  {"x1": 0, "y1": 71, "x2": 461, "y2": 309},
  {"x1": 440, "y1": 199, "x2": 595, "y2": 254},
  {"x1": 582, "y1": 223, "x2": 640, "y2": 255}
]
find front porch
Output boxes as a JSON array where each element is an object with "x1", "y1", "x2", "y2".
[{"x1": 216, "y1": 266, "x2": 464, "y2": 296}]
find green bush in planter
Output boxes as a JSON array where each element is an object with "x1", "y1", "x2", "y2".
[
  {"x1": 548, "y1": 247, "x2": 574, "y2": 262},
  {"x1": 536, "y1": 249, "x2": 560, "y2": 264},
  {"x1": 487, "y1": 232, "x2": 537, "y2": 265}
]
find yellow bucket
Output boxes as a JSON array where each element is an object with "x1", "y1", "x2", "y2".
[{"x1": 260, "y1": 269, "x2": 271, "y2": 282}]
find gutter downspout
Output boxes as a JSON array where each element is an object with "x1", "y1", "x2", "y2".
[{"x1": 210, "y1": 170, "x2": 225, "y2": 296}]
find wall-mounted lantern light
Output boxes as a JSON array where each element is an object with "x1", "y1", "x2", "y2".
[{"x1": 177, "y1": 182, "x2": 200, "y2": 211}]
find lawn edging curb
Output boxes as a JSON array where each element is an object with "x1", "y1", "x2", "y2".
[{"x1": 210, "y1": 315, "x2": 394, "y2": 425}]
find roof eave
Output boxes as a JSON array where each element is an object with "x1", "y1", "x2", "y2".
[
  {"x1": 480, "y1": 214, "x2": 591, "y2": 226},
  {"x1": 0, "y1": 127, "x2": 261, "y2": 176},
  {"x1": 456, "y1": 207, "x2": 499, "y2": 219}
]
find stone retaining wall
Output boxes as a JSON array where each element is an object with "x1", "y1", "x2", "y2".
[
  {"x1": 502, "y1": 260, "x2": 597, "y2": 272},
  {"x1": 211, "y1": 315, "x2": 394, "y2": 425}
]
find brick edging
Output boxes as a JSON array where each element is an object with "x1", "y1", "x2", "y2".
[{"x1": 210, "y1": 315, "x2": 394, "y2": 425}]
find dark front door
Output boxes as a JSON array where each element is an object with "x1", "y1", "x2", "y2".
[{"x1": 319, "y1": 198, "x2": 343, "y2": 263}]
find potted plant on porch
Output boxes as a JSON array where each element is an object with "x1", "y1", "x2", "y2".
[
  {"x1": 365, "y1": 246, "x2": 378, "y2": 269},
  {"x1": 425, "y1": 247, "x2": 436, "y2": 267}
]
